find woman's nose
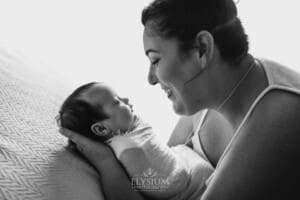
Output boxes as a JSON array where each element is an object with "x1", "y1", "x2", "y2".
[
  {"x1": 148, "y1": 66, "x2": 158, "y2": 85},
  {"x1": 123, "y1": 98, "x2": 129, "y2": 104}
]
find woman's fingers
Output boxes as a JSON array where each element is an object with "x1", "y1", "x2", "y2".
[
  {"x1": 59, "y1": 128, "x2": 79, "y2": 142},
  {"x1": 59, "y1": 128, "x2": 91, "y2": 150},
  {"x1": 59, "y1": 128, "x2": 98, "y2": 159},
  {"x1": 58, "y1": 127, "x2": 114, "y2": 161}
]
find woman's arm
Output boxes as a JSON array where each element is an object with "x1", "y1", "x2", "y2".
[
  {"x1": 60, "y1": 129, "x2": 146, "y2": 200},
  {"x1": 200, "y1": 90, "x2": 300, "y2": 200},
  {"x1": 96, "y1": 155, "x2": 146, "y2": 200}
]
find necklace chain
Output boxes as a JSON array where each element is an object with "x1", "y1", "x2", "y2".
[{"x1": 216, "y1": 61, "x2": 256, "y2": 111}]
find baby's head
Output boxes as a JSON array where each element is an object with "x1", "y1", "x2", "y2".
[{"x1": 58, "y1": 82, "x2": 135, "y2": 142}]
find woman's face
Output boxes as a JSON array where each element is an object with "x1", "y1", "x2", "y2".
[{"x1": 143, "y1": 28, "x2": 204, "y2": 115}]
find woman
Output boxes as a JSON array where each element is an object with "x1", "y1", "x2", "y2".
[{"x1": 60, "y1": 0, "x2": 300, "y2": 199}]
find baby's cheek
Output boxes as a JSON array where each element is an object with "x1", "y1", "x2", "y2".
[
  {"x1": 120, "y1": 112, "x2": 133, "y2": 128},
  {"x1": 116, "y1": 113, "x2": 129, "y2": 126}
]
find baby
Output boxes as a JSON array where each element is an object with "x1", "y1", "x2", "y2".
[{"x1": 58, "y1": 82, "x2": 213, "y2": 200}]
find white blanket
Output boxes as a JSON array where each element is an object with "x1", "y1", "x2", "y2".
[
  {"x1": 108, "y1": 118, "x2": 213, "y2": 200},
  {"x1": 0, "y1": 46, "x2": 105, "y2": 200}
]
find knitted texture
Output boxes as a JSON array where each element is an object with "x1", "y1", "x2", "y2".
[{"x1": 0, "y1": 47, "x2": 104, "y2": 200}]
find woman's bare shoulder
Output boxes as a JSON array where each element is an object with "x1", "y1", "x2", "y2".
[
  {"x1": 243, "y1": 88, "x2": 300, "y2": 154},
  {"x1": 201, "y1": 89, "x2": 300, "y2": 200},
  {"x1": 251, "y1": 88, "x2": 300, "y2": 133}
]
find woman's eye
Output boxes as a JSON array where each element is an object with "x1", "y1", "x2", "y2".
[{"x1": 151, "y1": 59, "x2": 160, "y2": 66}]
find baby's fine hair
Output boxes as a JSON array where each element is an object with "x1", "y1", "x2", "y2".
[{"x1": 57, "y1": 82, "x2": 108, "y2": 141}]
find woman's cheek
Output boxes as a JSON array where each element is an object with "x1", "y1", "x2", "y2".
[
  {"x1": 156, "y1": 64, "x2": 175, "y2": 85},
  {"x1": 155, "y1": 69, "x2": 166, "y2": 84}
]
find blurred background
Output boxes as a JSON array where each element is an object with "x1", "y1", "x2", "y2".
[{"x1": 0, "y1": 0, "x2": 299, "y2": 143}]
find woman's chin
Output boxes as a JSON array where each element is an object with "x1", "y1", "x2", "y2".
[
  {"x1": 173, "y1": 102, "x2": 194, "y2": 116},
  {"x1": 172, "y1": 103, "x2": 185, "y2": 115}
]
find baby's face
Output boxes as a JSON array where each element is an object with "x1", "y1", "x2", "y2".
[{"x1": 81, "y1": 83, "x2": 135, "y2": 132}]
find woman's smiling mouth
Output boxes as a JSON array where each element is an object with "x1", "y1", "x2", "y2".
[
  {"x1": 166, "y1": 88, "x2": 172, "y2": 98},
  {"x1": 161, "y1": 85, "x2": 173, "y2": 98}
]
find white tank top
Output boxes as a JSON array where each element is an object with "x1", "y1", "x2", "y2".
[
  {"x1": 190, "y1": 109, "x2": 209, "y2": 161},
  {"x1": 190, "y1": 58, "x2": 300, "y2": 169}
]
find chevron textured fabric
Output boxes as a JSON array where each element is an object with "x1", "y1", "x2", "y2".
[{"x1": 0, "y1": 47, "x2": 104, "y2": 200}]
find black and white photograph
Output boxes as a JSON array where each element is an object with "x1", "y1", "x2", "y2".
[{"x1": 1, "y1": 0, "x2": 300, "y2": 199}]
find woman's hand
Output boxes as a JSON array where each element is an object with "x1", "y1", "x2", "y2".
[
  {"x1": 59, "y1": 128, "x2": 114, "y2": 168},
  {"x1": 59, "y1": 128, "x2": 146, "y2": 200}
]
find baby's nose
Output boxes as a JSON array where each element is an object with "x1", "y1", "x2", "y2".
[
  {"x1": 120, "y1": 97, "x2": 131, "y2": 106},
  {"x1": 124, "y1": 99, "x2": 133, "y2": 109}
]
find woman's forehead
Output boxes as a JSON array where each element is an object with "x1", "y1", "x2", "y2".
[
  {"x1": 143, "y1": 31, "x2": 180, "y2": 57},
  {"x1": 143, "y1": 29, "x2": 158, "y2": 53},
  {"x1": 143, "y1": 25, "x2": 158, "y2": 37}
]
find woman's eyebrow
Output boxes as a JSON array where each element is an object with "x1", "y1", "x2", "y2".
[{"x1": 145, "y1": 49, "x2": 159, "y2": 56}]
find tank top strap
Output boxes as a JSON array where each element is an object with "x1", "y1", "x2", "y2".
[
  {"x1": 188, "y1": 109, "x2": 210, "y2": 161},
  {"x1": 215, "y1": 58, "x2": 300, "y2": 169},
  {"x1": 205, "y1": 58, "x2": 300, "y2": 187}
]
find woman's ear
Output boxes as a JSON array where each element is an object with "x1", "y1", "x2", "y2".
[
  {"x1": 194, "y1": 30, "x2": 214, "y2": 70},
  {"x1": 91, "y1": 122, "x2": 110, "y2": 137}
]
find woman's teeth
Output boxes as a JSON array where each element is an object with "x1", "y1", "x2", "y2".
[
  {"x1": 161, "y1": 85, "x2": 172, "y2": 98},
  {"x1": 166, "y1": 89, "x2": 172, "y2": 98}
]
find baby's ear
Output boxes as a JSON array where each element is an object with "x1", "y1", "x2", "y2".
[{"x1": 91, "y1": 122, "x2": 110, "y2": 137}]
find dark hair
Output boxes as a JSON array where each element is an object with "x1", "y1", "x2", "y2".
[
  {"x1": 58, "y1": 82, "x2": 109, "y2": 142},
  {"x1": 141, "y1": 0, "x2": 249, "y2": 64}
]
